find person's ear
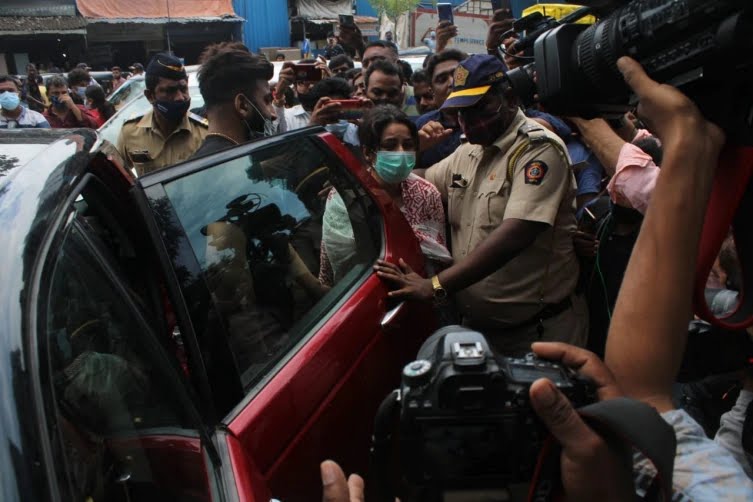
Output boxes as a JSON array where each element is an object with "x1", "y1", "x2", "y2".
[
  {"x1": 144, "y1": 89, "x2": 155, "y2": 104},
  {"x1": 235, "y1": 93, "x2": 251, "y2": 118},
  {"x1": 362, "y1": 147, "x2": 376, "y2": 166}
]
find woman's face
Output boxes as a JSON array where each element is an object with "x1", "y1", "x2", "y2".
[{"x1": 365, "y1": 121, "x2": 415, "y2": 165}]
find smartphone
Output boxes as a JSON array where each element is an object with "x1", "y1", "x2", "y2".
[
  {"x1": 339, "y1": 14, "x2": 355, "y2": 27},
  {"x1": 491, "y1": 0, "x2": 513, "y2": 19},
  {"x1": 292, "y1": 63, "x2": 322, "y2": 82},
  {"x1": 331, "y1": 99, "x2": 367, "y2": 120},
  {"x1": 437, "y1": 3, "x2": 454, "y2": 25}
]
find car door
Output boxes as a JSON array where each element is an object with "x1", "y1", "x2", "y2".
[
  {"x1": 133, "y1": 128, "x2": 436, "y2": 499},
  {"x1": 29, "y1": 173, "x2": 230, "y2": 502}
]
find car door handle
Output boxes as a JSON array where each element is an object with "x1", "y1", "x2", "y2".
[{"x1": 381, "y1": 301, "x2": 406, "y2": 328}]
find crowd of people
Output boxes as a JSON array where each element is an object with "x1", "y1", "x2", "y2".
[
  {"x1": 2, "y1": 10, "x2": 753, "y2": 499},
  {"x1": 0, "y1": 61, "x2": 140, "y2": 130}
]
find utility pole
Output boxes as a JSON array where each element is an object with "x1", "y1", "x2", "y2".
[{"x1": 165, "y1": 0, "x2": 173, "y2": 54}]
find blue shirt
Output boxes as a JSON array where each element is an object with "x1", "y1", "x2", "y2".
[
  {"x1": 415, "y1": 109, "x2": 463, "y2": 169},
  {"x1": 525, "y1": 109, "x2": 604, "y2": 198},
  {"x1": 634, "y1": 409, "x2": 753, "y2": 500}
]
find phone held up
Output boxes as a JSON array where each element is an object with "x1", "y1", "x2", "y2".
[
  {"x1": 437, "y1": 3, "x2": 454, "y2": 25},
  {"x1": 331, "y1": 99, "x2": 367, "y2": 120},
  {"x1": 292, "y1": 63, "x2": 322, "y2": 82}
]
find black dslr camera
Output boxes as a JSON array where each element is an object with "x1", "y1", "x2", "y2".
[
  {"x1": 503, "y1": 0, "x2": 753, "y2": 140},
  {"x1": 370, "y1": 326, "x2": 596, "y2": 501}
]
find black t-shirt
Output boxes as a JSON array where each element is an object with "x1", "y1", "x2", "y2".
[{"x1": 190, "y1": 134, "x2": 238, "y2": 160}]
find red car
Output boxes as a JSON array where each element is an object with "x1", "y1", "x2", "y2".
[{"x1": 1, "y1": 127, "x2": 434, "y2": 501}]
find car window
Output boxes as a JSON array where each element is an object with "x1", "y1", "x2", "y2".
[
  {"x1": 42, "y1": 209, "x2": 212, "y2": 501},
  {"x1": 160, "y1": 137, "x2": 381, "y2": 391},
  {"x1": 109, "y1": 78, "x2": 146, "y2": 108}
]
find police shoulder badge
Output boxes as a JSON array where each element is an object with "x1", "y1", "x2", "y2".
[
  {"x1": 524, "y1": 160, "x2": 548, "y2": 185},
  {"x1": 454, "y1": 65, "x2": 469, "y2": 87}
]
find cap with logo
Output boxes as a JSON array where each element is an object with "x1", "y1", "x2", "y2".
[
  {"x1": 441, "y1": 54, "x2": 507, "y2": 110},
  {"x1": 146, "y1": 53, "x2": 187, "y2": 81}
]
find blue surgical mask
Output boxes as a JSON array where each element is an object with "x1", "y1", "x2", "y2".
[
  {"x1": 325, "y1": 119, "x2": 349, "y2": 138},
  {"x1": 51, "y1": 95, "x2": 66, "y2": 109},
  {"x1": 73, "y1": 86, "x2": 87, "y2": 99},
  {"x1": 0, "y1": 91, "x2": 20, "y2": 111},
  {"x1": 155, "y1": 99, "x2": 190, "y2": 122},
  {"x1": 373, "y1": 151, "x2": 416, "y2": 184}
]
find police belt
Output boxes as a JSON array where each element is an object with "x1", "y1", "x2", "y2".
[{"x1": 507, "y1": 296, "x2": 573, "y2": 331}]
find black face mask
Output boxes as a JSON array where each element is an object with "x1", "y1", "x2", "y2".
[
  {"x1": 461, "y1": 105, "x2": 506, "y2": 146},
  {"x1": 298, "y1": 91, "x2": 318, "y2": 112}
]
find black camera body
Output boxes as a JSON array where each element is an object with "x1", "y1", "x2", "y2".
[
  {"x1": 505, "y1": 0, "x2": 753, "y2": 141},
  {"x1": 375, "y1": 327, "x2": 595, "y2": 497}
]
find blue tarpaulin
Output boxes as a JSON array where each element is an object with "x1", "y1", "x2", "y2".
[{"x1": 233, "y1": 0, "x2": 290, "y2": 51}]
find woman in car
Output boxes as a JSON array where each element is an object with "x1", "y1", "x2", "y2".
[
  {"x1": 84, "y1": 85, "x2": 115, "y2": 127},
  {"x1": 319, "y1": 105, "x2": 451, "y2": 287}
]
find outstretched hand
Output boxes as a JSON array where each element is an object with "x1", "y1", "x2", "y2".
[
  {"x1": 374, "y1": 258, "x2": 433, "y2": 302},
  {"x1": 616, "y1": 56, "x2": 724, "y2": 153},
  {"x1": 418, "y1": 120, "x2": 454, "y2": 153}
]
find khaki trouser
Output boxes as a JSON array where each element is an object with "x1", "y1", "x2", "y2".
[{"x1": 464, "y1": 294, "x2": 589, "y2": 357}]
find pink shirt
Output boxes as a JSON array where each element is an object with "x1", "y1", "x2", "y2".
[{"x1": 606, "y1": 129, "x2": 659, "y2": 214}]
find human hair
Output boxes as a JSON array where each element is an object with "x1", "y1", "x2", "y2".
[
  {"x1": 426, "y1": 48, "x2": 468, "y2": 79},
  {"x1": 633, "y1": 136, "x2": 663, "y2": 165},
  {"x1": 398, "y1": 60, "x2": 413, "y2": 83},
  {"x1": 145, "y1": 73, "x2": 160, "y2": 92},
  {"x1": 329, "y1": 54, "x2": 354, "y2": 70},
  {"x1": 364, "y1": 40, "x2": 398, "y2": 57},
  {"x1": 198, "y1": 42, "x2": 274, "y2": 107},
  {"x1": 85, "y1": 85, "x2": 115, "y2": 121},
  {"x1": 307, "y1": 77, "x2": 353, "y2": 104},
  {"x1": 67, "y1": 68, "x2": 90, "y2": 88},
  {"x1": 0, "y1": 75, "x2": 20, "y2": 91},
  {"x1": 343, "y1": 68, "x2": 361, "y2": 82},
  {"x1": 365, "y1": 60, "x2": 404, "y2": 90},
  {"x1": 411, "y1": 69, "x2": 429, "y2": 86},
  {"x1": 358, "y1": 104, "x2": 419, "y2": 154},
  {"x1": 47, "y1": 75, "x2": 68, "y2": 91}
]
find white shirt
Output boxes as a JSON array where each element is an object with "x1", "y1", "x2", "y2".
[{"x1": 276, "y1": 104, "x2": 311, "y2": 133}]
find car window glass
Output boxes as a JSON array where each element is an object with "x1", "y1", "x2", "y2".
[
  {"x1": 44, "y1": 224, "x2": 210, "y2": 501},
  {"x1": 162, "y1": 138, "x2": 380, "y2": 390}
]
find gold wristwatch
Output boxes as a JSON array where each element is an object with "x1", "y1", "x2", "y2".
[{"x1": 431, "y1": 275, "x2": 448, "y2": 305}]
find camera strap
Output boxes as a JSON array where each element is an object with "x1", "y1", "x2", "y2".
[
  {"x1": 528, "y1": 398, "x2": 676, "y2": 502},
  {"x1": 693, "y1": 144, "x2": 753, "y2": 330}
]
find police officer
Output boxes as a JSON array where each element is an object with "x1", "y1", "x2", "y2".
[
  {"x1": 117, "y1": 52, "x2": 207, "y2": 175},
  {"x1": 375, "y1": 55, "x2": 587, "y2": 355}
]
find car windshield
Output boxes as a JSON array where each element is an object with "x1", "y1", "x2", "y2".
[
  {"x1": 98, "y1": 72, "x2": 202, "y2": 146},
  {"x1": 108, "y1": 78, "x2": 146, "y2": 109}
]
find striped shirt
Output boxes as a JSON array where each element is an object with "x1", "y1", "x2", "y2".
[{"x1": 0, "y1": 106, "x2": 50, "y2": 129}]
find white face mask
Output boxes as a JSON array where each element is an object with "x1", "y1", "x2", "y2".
[{"x1": 241, "y1": 94, "x2": 276, "y2": 138}]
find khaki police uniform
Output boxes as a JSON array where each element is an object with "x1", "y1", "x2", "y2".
[
  {"x1": 426, "y1": 109, "x2": 587, "y2": 355},
  {"x1": 116, "y1": 108, "x2": 208, "y2": 176}
]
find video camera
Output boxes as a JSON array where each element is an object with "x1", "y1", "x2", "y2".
[
  {"x1": 503, "y1": 0, "x2": 753, "y2": 140},
  {"x1": 370, "y1": 326, "x2": 596, "y2": 501}
]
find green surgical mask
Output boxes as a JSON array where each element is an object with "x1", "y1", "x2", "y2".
[{"x1": 374, "y1": 151, "x2": 415, "y2": 184}]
